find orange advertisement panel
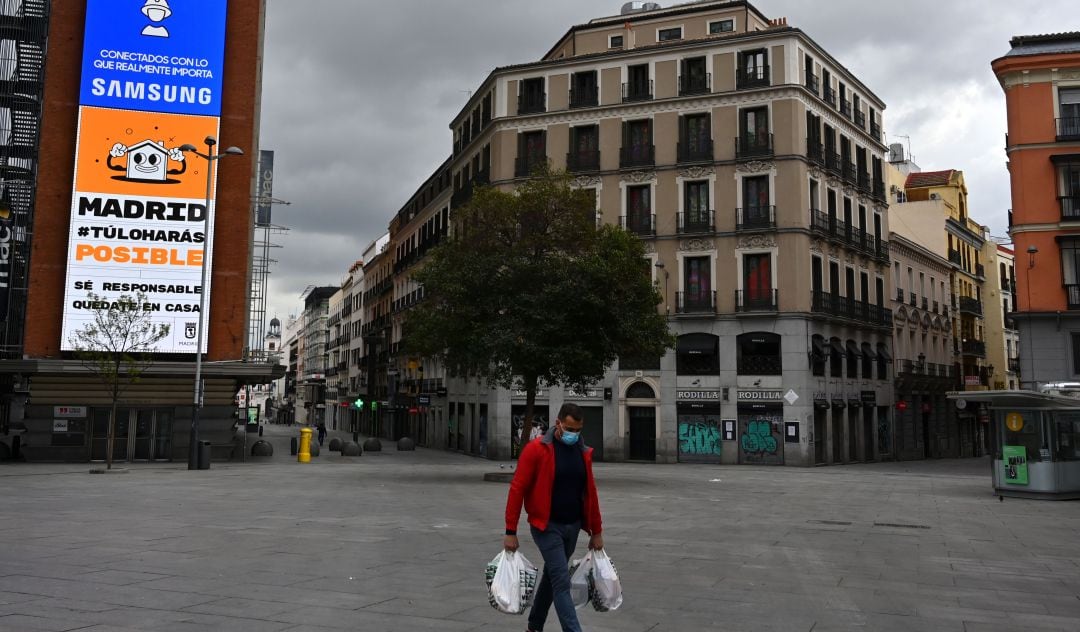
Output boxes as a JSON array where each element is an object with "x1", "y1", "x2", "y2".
[
  {"x1": 61, "y1": 106, "x2": 221, "y2": 354},
  {"x1": 74, "y1": 106, "x2": 218, "y2": 199}
]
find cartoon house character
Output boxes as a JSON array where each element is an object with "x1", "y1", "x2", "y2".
[
  {"x1": 108, "y1": 140, "x2": 186, "y2": 182},
  {"x1": 141, "y1": 0, "x2": 172, "y2": 38}
]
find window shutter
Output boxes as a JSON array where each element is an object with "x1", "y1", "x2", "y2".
[
  {"x1": 678, "y1": 115, "x2": 686, "y2": 147},
  {"x1": 517, "y1": 132, "x2": 525, "y2": 164},
  {"x1": 622, "y1": 120, "x2": 630, "y2": 149},
  {"x1": 540, "y1": 130, "x2": 547, "y2": 165},
  {"x1": 1061, "y1": 88, "x2": 1080, "y2": 105}
]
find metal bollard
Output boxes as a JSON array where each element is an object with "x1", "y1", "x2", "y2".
[
  {"x1": 298, "y1": 428, "x2": 313, "y2": 463},
  {"x1": 290, "y1": 436, "x2": 298, "y2": 455}
]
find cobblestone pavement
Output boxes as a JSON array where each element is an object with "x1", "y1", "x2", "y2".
[{"x1": 1, "y1": 424, "x2": 1078, "y2": 631}]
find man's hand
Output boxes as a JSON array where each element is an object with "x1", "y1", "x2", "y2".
[
  {"x1": 588, "y1": 533, "x2": 604, "y2": 551},
  {"x1": 504, "y1": 535, "x2": 519, "y2": 552}
]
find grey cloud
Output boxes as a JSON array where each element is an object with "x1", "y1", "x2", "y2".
[{"x1": 259, "y1": 0, "x2": 1071, "y2": 321}]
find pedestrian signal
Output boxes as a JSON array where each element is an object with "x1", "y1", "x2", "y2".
[{"x1": 353, "y1": 398, "x2": 364, "y2": 409}]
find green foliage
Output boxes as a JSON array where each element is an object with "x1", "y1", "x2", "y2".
[{"x1": 404, "y1": 165, "x2": 675, "y2": 404}]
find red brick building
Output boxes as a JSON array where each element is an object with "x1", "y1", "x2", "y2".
[{"x1": 0, "y1": 0, "x2": 277, "y2": 462}]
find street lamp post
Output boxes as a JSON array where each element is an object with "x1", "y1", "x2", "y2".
[{"x1": 180, "y1": 136, "x2": 244, "y2": 470}]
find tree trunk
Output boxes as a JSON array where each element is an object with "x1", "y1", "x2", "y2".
[{"x1": 106, "y1": 358, "x2": 120, "y2": 470}]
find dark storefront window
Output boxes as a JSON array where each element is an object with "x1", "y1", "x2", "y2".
[
  {"x1": 737, "y1": 332, "x2": 781, "y2": 375},
  {"x1": 677, "y1": 333, "x2": 719, "y2": 375}
]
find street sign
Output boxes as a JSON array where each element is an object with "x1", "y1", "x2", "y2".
[
  {"x1": 54, "y1": 406, "x2": 87, "y2": 418},
  {"x1": 784, "y1": 389, "x2": 799, "y2": 405},
  {"x1": 418, "y1": 395, "x2": 431, "y2": 405}
]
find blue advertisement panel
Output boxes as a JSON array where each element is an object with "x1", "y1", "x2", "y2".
[{"x1": 79, "y1": 0, "x2": 229, "y2": 116}]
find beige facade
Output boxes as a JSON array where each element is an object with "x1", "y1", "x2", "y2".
[
  {"x1": 381, "y1": 0, "x2": 895, "y2": 464},
  {"x1": 983, "y1": 245, "x2": 1020, "y2": 390}
]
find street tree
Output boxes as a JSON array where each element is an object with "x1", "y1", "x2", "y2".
[
  {"x1": 68, "y1": 292, "x2": 170, "y2": 469},
  {"x1": 404, "y1": 165, "x2": 675, "y2": 455}
]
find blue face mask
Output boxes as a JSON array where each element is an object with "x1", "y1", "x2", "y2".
[{"x1": 560, "y1": 430, "x2": 580, "y2": 446}]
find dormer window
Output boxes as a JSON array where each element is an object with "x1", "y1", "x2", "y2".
[
  {"x1": 658, "y1": 26, "x2": 682, "y2": 42},
  {"x1": 708, "y1": 19, "x2": 734, "y2": 34}
]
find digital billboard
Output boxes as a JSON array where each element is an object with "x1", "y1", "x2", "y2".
[{"x1": 61, "y1": 0, "x2": 230, "y2": 354}]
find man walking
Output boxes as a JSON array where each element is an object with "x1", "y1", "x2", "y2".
[{"x1": 504, "y1": 403, "x2": 603, "y2": 632}]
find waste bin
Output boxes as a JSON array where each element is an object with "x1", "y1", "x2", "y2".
[{"x1": 197, "y1": 440, "x2": 211, "y2": 470}]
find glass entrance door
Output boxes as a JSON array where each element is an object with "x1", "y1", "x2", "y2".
[
  {"x1": 153, "y1": 410, "x2": 173, "y2": 461},
  {"x1": 133, "y1": 410, "x2": 154, "y2": 461},
  {"x1": 91, "y1": 408, "x2": 130, "y2": 462}
]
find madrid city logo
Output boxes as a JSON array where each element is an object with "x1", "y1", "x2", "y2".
[
  {"x1": 107, "y1": 139, "x2": 187, "y2": 183},
  {"x1": 185, "y1": 322, "x2": 197, "y2": 339},
  {"x1": 140, "y1": 0, "x2": 173, "y2": 38}
]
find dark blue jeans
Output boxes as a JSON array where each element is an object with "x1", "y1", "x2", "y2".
[{"x1": 528, "y1": 521, "x2": 582, "y2": 632}]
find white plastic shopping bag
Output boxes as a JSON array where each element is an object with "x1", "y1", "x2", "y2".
[
  {"x1": 485, "y1": 550, "x2": 538, "y2": 615},
  {"x1": 589, "y1": 548, "x2": 623, "y2": 612},
  {"x1": 569, "y1": 551, "x2": 594, "y2": 609}
]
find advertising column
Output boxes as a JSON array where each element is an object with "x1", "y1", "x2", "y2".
[{"x1": 61, "y1": 0, "x2": 229, "y2": 355}]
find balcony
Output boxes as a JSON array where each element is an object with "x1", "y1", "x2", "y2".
[
  {"x1": 1067, "y1": 284, "x2": 1080, "y2": 310},
  {"x1": 806, "y1": 139, "x2": 824, "y2": 166},
  {"x1": 518, "y1": 93, "x2": 546, "y2": 115},
  {"x1": 1008, "y1": 357, "x2": 1021, "y2": 373},
  {"x1": 872, "y1": 179, "x2": 886, "y2": 202},
  {"x1": 975, "y1": 263, "x2": 985, "y2": 278},
  {"x1": 811, "y1": 291, "x2": 892, "y2": 328},
  {"x1": 909, "y1": 291, "x2": 916, "y2": 307},
  {"x1": 840, "y1": 99, "x2": 852, "y2": 119},
  {"x1": 1057, "y1": 117, "x2": 1080, "y2": 141},
  {"x1": 809, "y1": 209, "x2": 831, "y2": 236},
  {"x1": 842, "y1": 161, "x2": 858, "y2": 184},
  {"x1": 515, "y1": 156, "x2": 547, "y2": 178},
  {"x1": 958, "y1": 296, "x2": 983, "y2": 316},
  {"x1": 1060, "y1": 196, "x2": 1080, "y2": 221},
  {"x1": 804, "y1": 72, "x2": 819, "y2": 95},
  {"x1": 897, "y1": 359, "x2": 926, "y2": 375},
  {"x1": 823, "y1": 85, "x2": 836, "y2": 107},
  {"x1": 933, "y1": 300, "x2": 939, "y2": 314},
  {"x1": 735, "y1": 133, "x2": 773, "y2": 159},
  {"x1": 736, "y1": 289, "x2": 778, "y2": 313},
  {"x1": 870, "y1": 120, "x2": 881, "y2": 141},
  {"x1": 622, "y1": 80, "x2": 653, "y2": 102},
  {"x1": 679, "y1": 73, "x2": 711, "y2": 96},
  {"x1": 677, "y1": 139, "x2": 714, "y2": 164},
  {"x1": 895, "y1": 288, "x2": 904, "y2": 302},
  {"x1": 736, "y1": 65, "x2": 770, "y2": 90},
  {"x1": 569, "y1": 86, "x2": 598, "y2": 109},
  {"x1": 677, "y1": 210, "x2": 714, "y2": 234},
  {"x1": 856, "y1": 171, "x2": 871, "y2": 194},
  {"x1": 825, "y1": 151, "x2": 842, "y2": 175},
  {"x1": 854, "y1": 110, "x2": 866, "y2": 129},
  {"x1": 620, "y1": 213, "x2": 656, "y2": 237},
  {"x1": 736, "y1": 205, "x2": 776, "y2": 231},
  {"x1": 922, "y1": 297, "x2": 929, "y2": 310},
  {"x1": 620, "y1": 144, "x2": 655, "y2": 169},
  {"x1": 961, "y1": 340, "x2": 987, "y2": 357},
  {"x1": 676, "y1": 291, "x2": 716, "y2": 314},
  {"x1": 948, "y1": 249, "x2": 963, "y2": 267},
  {"x1": 566, "y1": 150, "x2": 601, "y2": 173}
]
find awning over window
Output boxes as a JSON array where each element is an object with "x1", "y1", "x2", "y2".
[
  {"x1": 677, "y1": 334, "x2": 718, "y2": 355},
  {"x1": 812, "y1": 336, "x2": 826, "y2": 356},
  {"x1": 829, "y1": 338, "x2": 845, "y2": 356},
  {"x1": 877, "y1": 343, "x2": 892, "y2": 361},
  {"x1": 862, "y1": 342, "x2": 877, "y2": 360},
  {"x1": 1050, "y1": 153, "x2": 1080, "y2": 165},
  {"x1": 846, "y1": 340, "x2": 860, "y2": 358}
]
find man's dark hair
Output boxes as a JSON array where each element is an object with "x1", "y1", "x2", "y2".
[{"x1": 558, "y1": 402, "x2": 583, "y2": 422}]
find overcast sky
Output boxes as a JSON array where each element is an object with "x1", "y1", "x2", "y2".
[{"x1": 258, "y1": 0, "x2": 1070, "y2": 324}]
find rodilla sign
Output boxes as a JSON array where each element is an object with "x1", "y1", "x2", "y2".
[{"x1": 61, "y1": 0, "x2": 230, "y2": 354}]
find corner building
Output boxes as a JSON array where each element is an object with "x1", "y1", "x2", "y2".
[
  {"x1": 993, "y1": 33, "x2": 1080, "y2": 387},
  {"x1": 0, "y1": 0, "x2": 276, "y2": 462},
  {"x1": 393, "y1": 0, "x2": 895, "y2": 464}
]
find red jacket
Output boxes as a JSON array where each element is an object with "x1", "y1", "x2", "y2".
[{"x1": 505, "y1": 428, "x2": 603, "y2": 535}]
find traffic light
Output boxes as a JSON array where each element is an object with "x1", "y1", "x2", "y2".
[
  {"x1": 353, "y1": 397, "x2": 364, "y2": 409},
  {"x1": 371, "y1": 401, "x2": 378, "y2": 412}
]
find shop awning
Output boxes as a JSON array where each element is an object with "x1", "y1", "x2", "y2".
[
  {"x1": 846, "y1": 340, "x2": 861, "y2": 358},
  {"x1": 830, "y1": 338, "x2": 845, "y2": 356},
  {"x1": 862, "y1": 342, "x2": 877, "y2": 360},
  {"x1": 877, "y1": 344, "x2": 892, "y2": 361},
  {"x1": 677, "y1": 335, "x2": 718, "y2": 355},
  {"x1": 812, "y1": 336, "x2": 826, "y2": 356}
]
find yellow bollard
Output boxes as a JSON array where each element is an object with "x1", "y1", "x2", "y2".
[{"x1": 298, "y1": 427, "x2": 312, "y2": 463}]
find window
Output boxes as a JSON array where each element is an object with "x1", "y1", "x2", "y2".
[
  {"x1": 846, "y1": 339, "x2": 858, "y2": 378},
  {"x1": 518, "y1": 77, "x2": 545, "y2": 114},
  {"x1": 625, "y1": 64, "x2": 651, "y2": 101},
  {"x1": 679, "y1": 113, "x2": 712, "y2": 161},
  {"x1": 830, "y1": 337, "x2": 843, "y2": 377},
  {"x1": 622, "y1": 119, "x2": 653, "y2": 166},
  {"x1": 1060, "y1": 88, "x2": 1080, "y2": 138},
  {"x1": 811, "y1": 334, "x2": 826, "y2": 376},
  {"x1": 741, "y1": 175, "x2": 770, "y2": 229},
  {"x1": 861, "y1": 342, "x2": 875, "y2": 379},
  {"x1": 658, "y1": 26, "x2": 682, "y2": 41},
  {"x1": 683, "y1": 255, "x2": 713, "y2": 310},
  {"x1": 737, "y1": 49, "x2": 768, "y2": 88},
  {"x1": 741, "y1": 107, "x2": 769, "y2": 149},
  {"x1": 1063, "y1": 239, "x2": 1080, "y2": 308},
  {"x1": 570, "y1": 71, "x2": 598, "y2": 108},
  {"x1": 677, "y1": 333, "x2": 719, "y2": 375},
  {"x1": 1055, "y1": 412, "x2": 1080, "y2": 461},
  {"x1": 609, "y1": 34, "x2": 624, "y2": 48},
  {"x1": 737, "y1": 332, "x2": 782, "y2": 375},
  {"x1": 683, "y1": 180, "x2": 711, "y2": 231},
  {"x1": 708, "y1": 19, "x2": 734, "y2": 34},
  {"x1": 516, "y1": 130, "x2": 546, "y2": 176},
  {"x1": 743, "y1": 253, "x2": 773, "y2": 307},
  {"x1": 626, "y1": 184, "x2": 652, "y2": 234},
  {"x1": 876, "y1": 342, "x2": 891, "y2": 380},
  {"x1": 568, "y1": 125, "x2": 599, "y2": 172},
  {"x1": 809, "y1": 178, "x2": 819, "y2": 211},
  {"x1": 680, "y1": 56, "x2": 709, "y2": 95}
]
